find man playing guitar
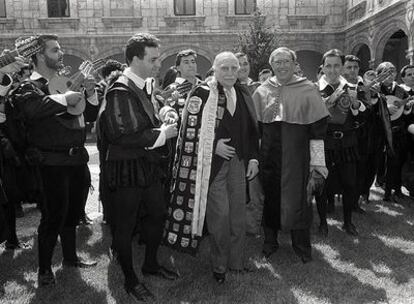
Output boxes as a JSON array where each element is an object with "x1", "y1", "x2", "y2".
[
  {"x1": 7, "y1": 34, "x2": 99, "y2": 287},
  {"x1": 375, "y1": 62, "x2": 414, "y2": 201}
]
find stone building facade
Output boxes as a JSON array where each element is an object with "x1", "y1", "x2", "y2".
[{"x1": 0, "y1": 0, "x2": 412, "y2": 80}]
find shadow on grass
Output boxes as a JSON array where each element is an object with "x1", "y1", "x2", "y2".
[
  {"x1": 2, "y1": 191, "x2": 414, "y2": 304},
  {"x1": 28, "y1": 267, "x2": 107, "y2": 304}
]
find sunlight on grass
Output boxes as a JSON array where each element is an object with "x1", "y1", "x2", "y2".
[
  {"x1": 373, "y1": 234, "x2": 414, "y2": 255},
  {"x1": 314, "y1": 243, "x2": 414, "y2": 304},
  {"x1": 251, "y1": 256, "x2": 281, "y2": 279},
  {"x1": 372, "y1": 205, "x2": 403, "y2": 217},
  {"x1": 327, "y1": 218, "x2": 342, "y2": 229},
  {"x1": 370, "y1": 262, "x2": 392, "y2": 275},
  {"x1": 291, "y1": 287, "x2": 331, "y2": 304}
]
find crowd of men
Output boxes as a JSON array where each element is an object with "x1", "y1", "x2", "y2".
[{"x1": 1, "y1": 32, "x2": 414, "y2": 302}]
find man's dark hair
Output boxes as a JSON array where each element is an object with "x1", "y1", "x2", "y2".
[
  {"x1": 259, "y1": 68, "x2": 272, "y2": 77},
  {"x1": 322, "y1": 49, "x2": 345, "y2": 66},
  {"x1": 31, "y1": 34, "x2": 59, "y2": 66},
  {"x1": 175, "y1": 49, "x2": 197, "y2": 66},
  {"x1": 125, "y1": 33, "x2": 160, "y2": 65},
  {"x1": 234, "y1": 52, "x2": 248, "y2": 60},
  {"x1": 162, "y1": 66, "x2": 178, "y2": 89},
  {"x1": 205, "y1": 67, "x2": 214, "y2": 79},
  {"x1": 344, "y1": 55, "x2": 361, "y2": 66},
  {"x1": 100, "y1": 59, "x2": 124, "y2": 79},
  {"x1": 400, "y1": 64, "x2": 414, "y2": 78},
  {"x1": 317, "y1": 65, "x2": 323, "y2": 75}
]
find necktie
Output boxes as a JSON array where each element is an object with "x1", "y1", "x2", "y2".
[{"x1": 225, "y1": 88, "x2": 235, "y2": 116}]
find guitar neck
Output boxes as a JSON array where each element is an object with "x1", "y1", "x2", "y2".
[{"x1": 0, "y1": 50, "x2": 19, "y2": 69}]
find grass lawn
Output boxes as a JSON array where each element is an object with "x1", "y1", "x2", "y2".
[{"x1": 1, "y1": 179, "x2": 414, "y2": 304}]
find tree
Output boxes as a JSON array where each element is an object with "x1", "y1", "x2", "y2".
[{"x1": 235, "y1": 11, "x2": 283, "y2": 81}]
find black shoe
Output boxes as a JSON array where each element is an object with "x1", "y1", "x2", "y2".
[
  {"x1": 15, "y1": 205, "x2": 24, "y2": 218},
  {"x1": 213, "y1": 271, "x2": 225, "y2": 284},
  {"x1": 384, "y1": 191, "x2": 391, "y2": 202},
  {"x1": 342, "y1": 223, "x2": 358, "y2": 236},
  {"x1": 125, "y1": 283, "x2": 155, "y2": 302},
  {"x1": 38, "y1": 270, "x2": 56, "y2": 287},
  {"x1": 62, "y1": 257, "x2": 97, "y2": 268},
  {"x1": 353, "y1": 206, "x2": 366, "y2": 214},
  {"x1": 394, "y1": 191, "x2": 408, "y2": 199},
  {"x1": 5, "y1": 241, "x2": 32, "y2": 250},
  {"x1": 326, "y1": 204, "x2": 335, "y2": 214},
  {"x1": 318, "y1": 224, "x2": 328, "y2": 237},
  {"x1": 142, "y1": 265, "x2": 179, "y2": 280},
  {"x1": 301, "y1": 255, "x2": 313, "y2": 264},
  {"x1": 262, "y1": 242, "x2": 279, "y2": 258}
]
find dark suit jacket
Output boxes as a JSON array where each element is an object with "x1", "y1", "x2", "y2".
[{"x1": 188, "y1": 82, "x2": 259, "y2": 182}]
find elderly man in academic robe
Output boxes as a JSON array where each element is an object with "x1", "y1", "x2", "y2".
[
  {"x1": 164, "y1": 52, "x2": 259, "y2": 284},
  {"x1": 253, "y1": 47, "x2": 329, "y2": 263}
]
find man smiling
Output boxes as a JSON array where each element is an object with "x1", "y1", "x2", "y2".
[{"x1": 254, "y1": 47, "x2": 329, "y2": 262}]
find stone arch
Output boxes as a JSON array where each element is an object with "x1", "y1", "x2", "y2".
[
  {"x1": 373, "y1": 20, "x2": 408, "y2": 62},
  {"x1": 98, "y1": 47, "x2": 125, "y2": 61},
  {"x1": 159, "y1": 45, "x2": 214, "y2": 63},
  {"x1": 62, "y1": 48, "x2": 89, "y2": 61},
  {"x1": 351, "y1": 43, "x2": 371, "y2": 74},
  {"x1": 295, "y1": 50, "x2": 323, "y2": 81},
  {"x1": 381, "y1": 29, "x2": 409, "y2": 79},
  {"x1": 289, "y1": 40, "x2": 325, "y2": 55},
  {"x1": 346, "y1": 33, "x2": 371, "y2": 55},
  {"x1": 62, "y1": 54, "x2": 84, "y2": 73}
]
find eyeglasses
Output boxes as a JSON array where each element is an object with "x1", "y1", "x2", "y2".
[{"x1": 271, "y1": 59, "x2": 293, "y2": 67}]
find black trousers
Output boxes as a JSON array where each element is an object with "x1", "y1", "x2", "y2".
[
  {"x1": 325, "y1": 161, "x2": 357, "y2": 225},
  {"x1": 263, "y1": 227, "x2": 311, "y2": 259},
  {"x1": 2, "y1": 162, "x2": 25, "y2": 245},
  {"x1": 111, "y1": 182, "x2": 166, "y2": 288},
  {"x1": 38, "y1": 165, "x2": 85, "y2": 272},
  {"x1": 385, "y1": 147, "x2": 407, "y2": 194},
  {"x1": 357, "y1": 152, "x2": 378, "y2": 198}
]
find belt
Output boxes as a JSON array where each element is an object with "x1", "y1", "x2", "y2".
[
  {"x1": 327, "y1": 129, "x2": 356, "y2": 140},
  {"x1": 40, "y1": 146, "x2": 84, "y2": 156}
]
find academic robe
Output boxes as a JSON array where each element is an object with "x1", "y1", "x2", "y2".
[{"x1": 253, "y1": 76, "x2": 329, "y2": 231}]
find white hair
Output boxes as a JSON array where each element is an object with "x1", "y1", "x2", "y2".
[{"x1": 213, "y1": 52, "x2": 239, "y2": 69}]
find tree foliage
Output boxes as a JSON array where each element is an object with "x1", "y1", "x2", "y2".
[{"x1": 235, "y1": 11, "x2": 283, "y2": 81}]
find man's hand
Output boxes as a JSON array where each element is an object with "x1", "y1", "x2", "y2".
[
  {"x1": 0, "y1": 55, "x2": 27, "y2": 76},
  {"x1": 246, "y1": 160, "x2": 259, "y2": 180},
  {"x1": 347, "y1": 88, "x2": 360, "y2": 109},
  {"x1": 215, "y1": 138, "x2": 235, "y2": 160},
  {"x1": 161, "y1": 122, "x2": 178, "y2": 139},
  {"x1": 83, "y1": 75, "x2": 96, "y2": 98},
  {"x1": 64, "y1": 91, "x2": 84, "y2": 106},
  {"x1": 325, "y1": 88, "x2": 344, "y2": 108},
  {"x1": 310, "y1": 165, "x2": 328, "y2": 179}
]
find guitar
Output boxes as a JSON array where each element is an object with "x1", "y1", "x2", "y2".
[
  {"x1": 0, "y1": 36, "x2": 41, "y2": 68},
  {"x1": 386, "y1": 95, "x2": 414, "y2": 121},
  {"x1": 48, "y1": 58, "x2": 105, "y2": 115}
]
